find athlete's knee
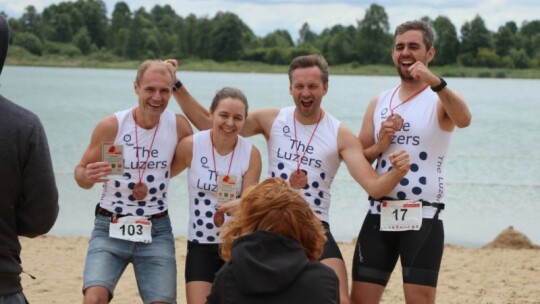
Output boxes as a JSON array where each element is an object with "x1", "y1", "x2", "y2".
[
  {"x1": 83, "y1": 286, "x2": 110, "y2": 304},
  {"x1": 404, "y1": 283, "x2": 436, "y2": 304}
]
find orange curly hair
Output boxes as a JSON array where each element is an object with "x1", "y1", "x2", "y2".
[{"x1": 219, "y1": 177, "x2": 326, "y2": 262}]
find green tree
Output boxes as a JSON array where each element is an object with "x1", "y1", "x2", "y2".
[
  {"x1": 355, "y1": 3, "x2": 392, "y2": 64},
  {"x1": 108, "y1": 1, "x2": 131, "y2": 56},
  {"x1": 209, "y1": 12, "x2": 247, "y2": 61},
  {"x1": 20, "y1": 5, "x2": 39, "y2": 33},
  {"x1": 298, "y1": 22, "x2": 317, "y2": 45},
  {"x1": 13, "y1": 32, "x2": 43, "y2": 55},
  {"x1": 262, "y1": 29, "x2": 293, "y2": 48},
  {"x1": 73, "y1": 27, "x2": 92, "y2": 54},
  {"x1": 74, "y1": 0, "x2": 108, "y2": 48},
  {"x1": 431, "y1": 16, "x2": 460, "y2": 66},
  {"x1": 460, "y1": 15, "x2": 492, "y2": 58},
  {"x1": 494, "y1": 24, "x2": 516, "y2": 57},
  {"x1": 510, "y1": 48, "x2": 532, "y2": 68},
  {"x1": 124, "y1": 8, "x2": 152, "y2": 59},
  {"x1": 520, "y1": 20, "x2": 540, "y2": 58},
  {"x1": 150, "y1": 4, "x2": 182, "y2": 56}
]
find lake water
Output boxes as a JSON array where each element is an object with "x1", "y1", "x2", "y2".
[{"x1": 1, "y1": 66, "x2": 539, "y2": 248}]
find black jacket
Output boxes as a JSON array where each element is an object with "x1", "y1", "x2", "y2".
[
  {"x1": 0, "y1": 16, "x2": 59, "y2": 296},
  {"x1": 206, "y1": 231, "x2": 339, "y2": 304}
]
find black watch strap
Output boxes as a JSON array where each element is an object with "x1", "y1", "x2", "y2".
[
  {"x1": 430, "y1": 77, "x2": 447, "y2": 92},
  {"x1": 172, "y1": 80, "x2": 183, "y2": 92}
]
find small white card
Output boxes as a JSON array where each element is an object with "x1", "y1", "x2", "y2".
[
  {"x1": 380, "y1": 200, "x2": 423, "y2": 231},
  {"x1": 109, "y1": 216, "x2": 152, "y2": 243},
  {"x1": 217, "y1": 174, "x2": 238, "y2": 205},
  {"x1": 102, "y1": 143, "x2": 124, "y2": 175}
]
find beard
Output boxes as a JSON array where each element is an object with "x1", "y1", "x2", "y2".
[{"x1": 396, "y1": 64, "x2": 415, "y2": 82}]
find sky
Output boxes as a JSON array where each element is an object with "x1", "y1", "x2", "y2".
[{"x1": 1, "y1": 0, "x2": 538, "y2": 41}]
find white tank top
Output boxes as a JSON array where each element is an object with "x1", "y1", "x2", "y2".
[
  {"x1": 187, "y1": 130, "x2": 252, "y2": 243},
  {"x1": 372, "y1": 86, "x2": 451, "y2": 218},
  {"x1": 267, "y1": 106, "x2": 341, "y2": 223},
  {"x1": 99, "y1": 108, "x2": 177, "y2": 216}
]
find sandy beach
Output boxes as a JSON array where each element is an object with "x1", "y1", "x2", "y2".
[{"x1": 19, "y1": 226, "x2": 540, "y2": 304}]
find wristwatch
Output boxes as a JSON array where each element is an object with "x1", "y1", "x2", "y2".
[
  {"x1": 172, "y1": 80, "x2": 183, "y2": 92},
  {"x1": 430, "y1": 77, "x2": 447, "y2": 92}
]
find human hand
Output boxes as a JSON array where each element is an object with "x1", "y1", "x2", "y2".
[
  {"x1": 407, "y1": 61, "x2": 440, "y2": 87},
  {"x1": 164, "y1": 59, "x2": 183, "y2": 69},
  {"x1": 377, "y1": 119, "x2": 397, "y2": 152},
  {"x1": 218, "y1": 198, "x2": 241, "y2": 216},
  {"x1": 85, "y1": 161, "x2": 112, "y2": 184},
  {"x1": 389, "y1": 149, "x2": 410, "y2": 176}
]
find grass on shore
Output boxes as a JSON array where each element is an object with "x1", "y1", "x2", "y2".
[{"x1": 6, "y1": 49, "x2": 540, "y2": 79}]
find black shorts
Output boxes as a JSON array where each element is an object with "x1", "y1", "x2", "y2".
[
  {"x1": 185, "y1": 241, "x2": 224, "y2": 283},
  {"x1": 320, "y1": 221, "x2": 344, "y2": 261},
  {"x1": 352, "y1": 213, "x2": 444, "y2": 287}
]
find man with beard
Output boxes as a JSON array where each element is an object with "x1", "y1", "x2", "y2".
[
  {"x1": 169, "y1": 54, "x2": 411, "y2": 304},
  {"x1": 351, "y1": 20, "x2": 471, "y2": 304}
]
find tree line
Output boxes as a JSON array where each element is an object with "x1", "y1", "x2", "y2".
[{"x1": 3, "y1": 0, "x2": 540, "y2": 69}]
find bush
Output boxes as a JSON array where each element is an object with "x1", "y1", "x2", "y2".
[
  {"x1": 510, "y1": 49, "x2": 532, "y2": 69},
  {"x1": 12, "y1": 32, "x2": 43, "y2": 55},
  {"x1": 43, "y1": 41, "x2": 82, "y2": 57}
]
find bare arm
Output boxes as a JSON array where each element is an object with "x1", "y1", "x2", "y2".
[
  {"x1": 437, "y1": 86, "x2": 471, "y2": 130},
  {"x1": 172, "y1": 85, "x2": 213, "y2": 131},
  {"x1": 219, "y1": 145, "x2": 262, "y2": 215},
  {"x1": 408, "y1": 62, "x2": 471, "y2": 130},
  {"x1": 171, "y1": 135, "x2": 193, "y2": 177},
  {"x1": 340, "y1": 124, "x2": 410, "y2": 199},
  {"x1": 240, "y1": 146, "x2": 262, "y2": 193},
  {"x1": 165, "y1": 59, "x2": 213, "y2": 130},
  {"x1": 74, "y1": 115, "x2": 118, "y2": 189},
  {"x1": 239, "y1": 108, "x2": 279, "y2": 139},
  {"x1": 359, "y1": 95, "x2": 397, "y2": 164}
]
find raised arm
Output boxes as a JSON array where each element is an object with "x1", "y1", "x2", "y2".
[
  {"x1": 339, "y1": 124, "x2": 410, "y2": 199},
  {"x1": 408, "y1": 61, "x2": 471, "y2": 130},
  {"x1": 74, "y1": 115, "x2": 118, "y2": 189},
  {"x1": 165, "y1": 59, "x2": 212, "y2": 130},
  {"x1": 436, "y1": 83, "x2": 471, "y2": 130}
]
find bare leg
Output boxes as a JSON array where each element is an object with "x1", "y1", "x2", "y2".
[
  {"x1": 321, "y1": 257, "x2": 350, "y2": 304},
  {"x1": 186, "y1": 281, "x2": 213, "y2": 304},
  {"x1": 350, "y1": 281, "x2": 385, "y2": 304},
  {"x1": 403, "y1": 283, "x2": 436, "y2": 304},
  {"x1": 83, "y1": 286, "x2": 110, "y2": 304}
]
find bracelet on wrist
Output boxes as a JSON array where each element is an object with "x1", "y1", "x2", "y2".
[
  {"x1": 430, "y1": 77, "x2": 447, "y2": 92},
  {"x1": 172, "y1": 80, "x2": 183, "y2": 92}
]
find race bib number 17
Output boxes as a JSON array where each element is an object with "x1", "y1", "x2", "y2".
[{"x1": 380, "y1": 200, "x2": 422, "y2": 231}]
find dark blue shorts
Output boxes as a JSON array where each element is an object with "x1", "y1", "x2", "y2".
[
  {"x1": 320, "y1": 221, "x2": 344, "y2": 261},
  {"x1": 352, "y1": 212, "x2": 444, "y2": 287},
  {"x1": 185, "y1": 241, "x2": 224, "y2": 283}
]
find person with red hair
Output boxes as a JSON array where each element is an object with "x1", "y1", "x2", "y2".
[{"x1": 206, "y1": 177, "x2": 339, "y2": 304}]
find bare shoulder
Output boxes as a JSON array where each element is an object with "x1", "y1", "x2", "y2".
[
  {"x1": 94, "y1": 114, "x2": 118, "y2": 142},
  {"x1": 337, "y1": 123, "x2": 361, "y2": 153},
  {"x1": 242, "y1": 107, "x2": 280, "y2": 137},
  {"x1": 175, "y1": 113, "x2": 194, "y2": 140}
]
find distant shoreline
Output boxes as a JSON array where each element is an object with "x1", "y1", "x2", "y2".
[{"x1": 7, "y1": 56, "x2": 540, "y2": 79}]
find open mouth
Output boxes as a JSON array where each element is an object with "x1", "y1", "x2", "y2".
[
  {"x1": 400, "y1": 59, "x2": 415, "y2": 67},
  {"x1": 301, "y1": 100, "x2": 313, "y2": 108}
]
